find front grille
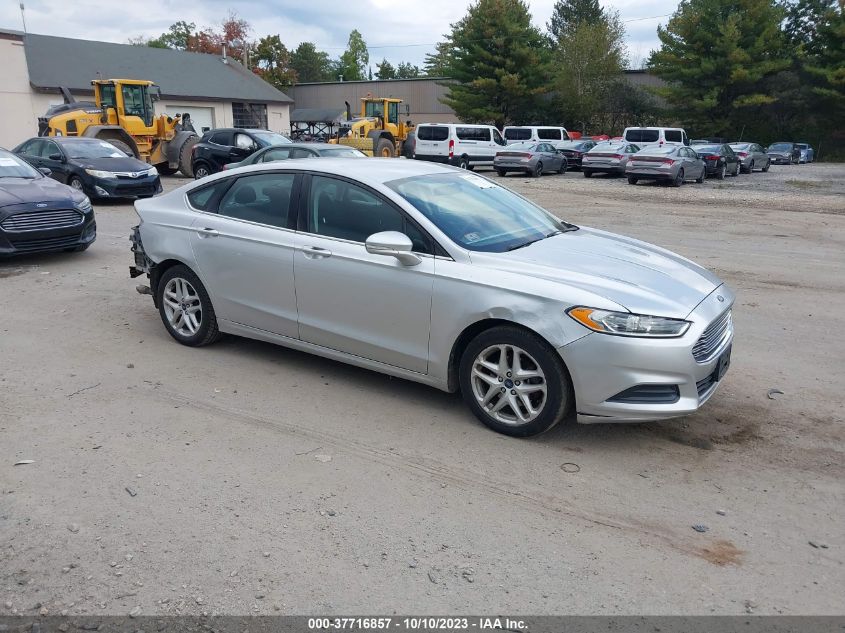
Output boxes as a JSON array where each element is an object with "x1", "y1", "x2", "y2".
[
  {"x1": 608, "y1": 384, "x2": 680, "y2": 404},
  {"x1": 9, "y1": 234, "x2": 80, "y2": 252},
  {"x1": 696, "y1": 373, "x2": 717, "y2": 398},
  {"x1": 1, "y1": 208, "x2": 83, "y2": 232},
  {"x1": 692, "y1": 309, "x2": 732, "y2": 363}
]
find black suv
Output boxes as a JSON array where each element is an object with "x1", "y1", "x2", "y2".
[{"x1": 191, "y1": 128, "x2": 291, "y2": 179}]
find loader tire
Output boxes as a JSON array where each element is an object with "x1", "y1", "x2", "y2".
[
  {"x1": 108, "y1": 139, "x2": 135, "y2": 158},
  {"x1": 375, "y1": 138, "x2": 395, "y2": 158},
  {"x1": 178, "y1": 135, "x2": 200, "y2": 177}
]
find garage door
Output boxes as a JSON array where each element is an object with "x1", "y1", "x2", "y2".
[{"x1": 162, "y1": 106, "x2": 215, "y2": 134}]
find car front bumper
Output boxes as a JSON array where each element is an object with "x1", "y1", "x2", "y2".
[
  {"x1": 88, "y1": 175, "x2": 162, "y2": 199},
  {"x1": 559, "y1": 285, "x2": 735, "y2": 423},
  {"x1": 0, "y1": 205, "x2": 96, "y2": 258},
  {"x1": 768, "y1": 154, "x2": 792, "y2": 164}
]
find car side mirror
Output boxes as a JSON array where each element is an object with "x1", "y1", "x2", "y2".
[
  {"x1": 48, "y1": 153, "x2": 64, "y2": 162},
  {"x1": 365, "y1": 231, "x2": 420, "y2": 266},
  {"x1": 38, "y1": 167, "x2": 52, "y2": 176}
]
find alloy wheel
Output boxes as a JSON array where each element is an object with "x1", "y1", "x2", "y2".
[
  {"x1": 162, "y1": 277, "x2": 203, "y2": 337},
  {"x1": 194, "y1": 166, "x2": 210, "y2": 179},
  {"x1": 69, "y1": 178, "x2": 83, "y2": 191},
  {"x1": 470, "y1": 344, "x2": 548, "y2": 426}
]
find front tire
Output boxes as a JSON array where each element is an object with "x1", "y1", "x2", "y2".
[
  {"x1": 673, "y1": 168, "x2": 685, "y2": 187},
  {"x1": 627, "y1": 176, "x2": 638, "y2": 185},
  {"x1": 695, "y1": 167, "x2": 705, "y2": 184},
  {"x1": 583, "y1": 170, "x2": 593, "y2": 178},
  {"x1": 459, "y1": 326, "x2": 571, "y2": 437},
  {"x1": 762, "y1": 160, "x2": 770, "y2": 172},
  {"x1": 375, "y1": 138, "x2": 395, "y2": 158},
  {"x1": 68, "y1": 176, "x2": 85, "y2": 192},
  {"x1": 495, "y1": 168, "x2": 507, "y2": 177},
  {"x1": 156, "y1": 265, "x2": 220, "y2": 347}
]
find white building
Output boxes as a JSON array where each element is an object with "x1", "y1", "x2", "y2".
[{"x1": 0, "y1": 29, "x2": 293, "y2": 149}]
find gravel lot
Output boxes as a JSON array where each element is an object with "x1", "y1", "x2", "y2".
[{"x1": 1, "y1": 162, "x2": 843, "y2": 617}]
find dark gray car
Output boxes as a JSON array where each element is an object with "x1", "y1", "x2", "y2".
[
  {"x1": 225, "y1": 143, "x2": 367, "y2": 170},
  {"x1": 626, "y1": 145, "x2": 706, "y2": 186},
  {"x1": 729, "y1": 143, "x2": 771, "y2": 173},
  {"x1": 494, "y1": 142, "x2": 567, "y2": 177}
]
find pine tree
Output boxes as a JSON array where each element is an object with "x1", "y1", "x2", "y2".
[{"x1": 547, "y1": 0, "x2": 605, "y2": 40}]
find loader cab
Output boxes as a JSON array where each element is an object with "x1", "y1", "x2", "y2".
[
  {"x1": 362, "y1": 98, "x2": 401, "y2": 128},
  {"x1": 93, "y1": 79, "x2": 156, "y2": 131}
]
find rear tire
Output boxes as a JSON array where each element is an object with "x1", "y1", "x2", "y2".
[
  {"x1": 495, "y1": 168, "x2": 507, "y2": 177},
  {"x1": 375, "y1": 138, "x2": 395, "y2": 158},
  {"x1": 458, "y1": 156, "x2": 472, "y2": 170},
  {"x1": 532, "y1": 162, "x2": 543, "y2": 178},
  {"x1": 157, "y1": 164, "x2": 178, "y2": 176},
  {"x1": 459, "y1": 326, "x2": 572, "y2": 437},
  {"x1": 156, "y1": 265, "x2": 221, "y2": 347},
  {"x1": 178, "y1": 135, "x2": 199, "y2": 177},
  {"x1": 583, "y1": 170, "x2": 593, "y2": 178},
  {"x1": 558, "y1": 160, "x2": 567, "y2": 174},
  {"x1": 627, "y1": 176, "x2": 638, "y2": 185},
  {"x1": 762, "y1": 160, "x2": 770, "y2": 172},
  {"x1": 105, "y1": 139, "x2": 135, "y2": 158},
  {"x1": 695, "y1": 167, "x2": 705, "y2": 184},
  {"x1": 673, "y1": 168, "x2": 685, "y2": 187},
  {"x1": 193, "y1": 163, "x2": 211, "y2": 180}
]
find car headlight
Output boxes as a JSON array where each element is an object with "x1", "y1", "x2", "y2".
[
  {"x1": 145, "y1": 166, "x2": 158, "y2": 177},
  {"x1": 567, "y1": 306, "x2": 691, "y2": 337},
  {"x1": 75, "y1": 196, "x2": 93, "y2": 213},
  {"x1": 85, "y1": 169, "x2": 115, "y2": 179}
]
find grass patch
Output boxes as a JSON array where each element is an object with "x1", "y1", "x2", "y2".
[{"x1": 785, "y1": 179, "x2": 830, "y2": 190}]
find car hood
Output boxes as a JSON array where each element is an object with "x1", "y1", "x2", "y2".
[
  {"x1": 69, "y1": 156, "x2": 151, "y2": 172},
  {"x1": 476, "y1": 227, "x2": 721, "y2": 318},
  {"x1": 0, "y1": 176, "x2": 78, "y2": 208}
]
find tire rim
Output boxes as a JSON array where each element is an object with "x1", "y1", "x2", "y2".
[
  {"x1": 196, "y1": 167, "x2": 209, "y2": 179},
  {"x1": 471, "y1": 344, "x2": 548, "y2": 425},
  {"x1": 460, "y1": 159, "x2": 469, "y2": 169},
  {"x1": 536, "y1": 163, "x2": 543, "y2": 176},
  {"x1": 70, "y1": 179, "x2": 83, "y2": 190},
  {"x1": 162, "y1": 277, "x2": 202, "y2": 337},
  {"x1": 720, "y1": 166, "x2": 725, "y2": 178}
]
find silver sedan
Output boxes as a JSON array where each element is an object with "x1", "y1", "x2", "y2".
[
  {"x1": 729, "y1": 142, "x2": 771, "y2": 173},
  {"x1": 129, "y1": 160, "x2": 734, "y2": 437},
  {"x1": 493, "y1": 142, "x2": 566, "y2": 177},
  {"x1": 626, "y1": 145, "x2": 706, "y2": 186}
]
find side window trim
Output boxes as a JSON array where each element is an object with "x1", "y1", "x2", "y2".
[{"x1": 296, "y1": 173, "x2": 445, "y2": 256}]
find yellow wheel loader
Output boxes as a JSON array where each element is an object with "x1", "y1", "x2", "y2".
[
  {"x1": 333, "y1": 96, "x2": 414, "y2": 157},
  {"x1": 38, "y1": 79, "x2": 199, "y2": 176}
]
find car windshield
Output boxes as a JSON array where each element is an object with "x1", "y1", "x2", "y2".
[
  {"x1": 502, "y1": 142, "x2": 537, "y2": 151},
  {"x1": 769, "y1": 143, "x2": 792, "y2": 151},
  {"x1": 63, "y1": 141, "x2": 126, "y2": 159},
  {"x1": 0, "y1": 152, "x2": 40, "y2": 179},
  {"x1": 386, "y1": 172, "x2": 574, "y2": 253},
  {"x1": 253, "y1": 132, "x2": 291, "y2": 146},
  {"x1": 317, "y1": 148, "x2": 366, "y2": 157},
  {"x1": 589, "y1": 143, "x2": 625, "y2": 152},
  {"x1": 637, "y1": 146, "x2": 677, "y2": 155}
]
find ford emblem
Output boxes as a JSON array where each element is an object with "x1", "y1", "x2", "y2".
[{"x1": 36, "y1": 203, "x2": 47, "y2": 208}]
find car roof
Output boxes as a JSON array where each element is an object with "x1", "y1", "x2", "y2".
[
  {"x1": 263, "y1": 143, "x2": 356, "y2": 151},
  {"x1": 202, "y1": 157, "x2": 457, "y2": 188}
]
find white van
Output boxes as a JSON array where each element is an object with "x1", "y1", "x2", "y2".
[
  {"x1": 623, "y1": 127, "x2": 690, "y2": 147},
  {"x1": 502, "y1": 126, "x2": 570, "y2": 146},
  {"x1": 413, "y1": 123, "x2": 507, "y2": 169}
]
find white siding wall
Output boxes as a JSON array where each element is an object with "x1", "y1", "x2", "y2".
[{"x1": 0, "y1": 37, "x2": 40, "y2": 149}]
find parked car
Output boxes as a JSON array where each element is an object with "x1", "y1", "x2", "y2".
[
  {"x1": 191, "y1": 128, "x2": 292, "y2": 179},
  {"x1": 693, "y1": 144, "x2": 741, "y2": 179},
  {"x1": 623, "y1": 127, "x2": 690, "y2": 148},
  {"x1": 129, "y1": 159, "x2": 734, "y2": 437},
  {"x1": 766, "y1": 142, "x2": 801, "y2": 165},
  {"x1": 690, "y1": 139, "x2": 710, "y2": 146},
  {"x1": 728, "y1": 143, "x2": 771, "y2": 173},
  {"x1": 493, "y1": 142, "x2": 567, "y2": 177},
  {"x1": 581, "y1": 142, "x2": 640, "y2": 177},
  {"x1": 413, "y1": 123, "x2": 507, "y2": 170},
  {"x1": 502, "y1": 126, "x2": 570, "y2": 145},
  {"x1": 13, "y1": 137, "x2": 161, "y2": 199},
  {"x1": 225, "y1": 143, "x2": 366, "y2": 169},
  {"x1": 0, "y1": 148, "x2": 95, "y2": 257},
  {"x1": 795, "y1": 143, "x2": 815, "y2": 163},
  {"x1": 626, "y1": 145, "x2": 706, "y2": 186},
  {"x1": 554, "y1": 140, "x2": 597, "y2": 170}
]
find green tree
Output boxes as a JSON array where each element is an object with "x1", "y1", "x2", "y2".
[
  {"x1": 291, "y1": 42, "x2": 334, "y2": 83},
  {"x1": 784, "y1": 0, "x2": 837, "y2": 55},
  {"x1": 396, "y1": 62, "x2": 421, "y2": 78},
  {"x1": 549, "y1": 9, "x2": 627, "y2": 131},
  {"x1": 441, "y1": 0, "x2": 549, "y2": 127},
  {"x1": 253, "y1": 35, "x2": 297, "y2": 89},
  {"x1": 648, "y1": 0, "x2": 790, "y2": 137},
  {"x1": 338, "y1": 29, "x2": 369, "y2": 81},
  {"x1": 547, "y1": 0, "x2": 605, "y2": 41},
  {"x1": 376, "y1": 59, "x2": 396, "y2": 79},
  {"x1": 424, "y1": 39, "x2": 453, "y2": 76}
]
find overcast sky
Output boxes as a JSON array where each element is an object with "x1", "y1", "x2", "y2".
[{"x1": 2, "y1": 0, "x2": 675, "y2": 70}]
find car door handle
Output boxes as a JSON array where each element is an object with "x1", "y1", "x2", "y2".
[
  {"x1": 301, "y1": 245, "x2": 332, "y2": 258},
  {"x1": 196, "y1": 227, "x2": 219, "y2": 238}
]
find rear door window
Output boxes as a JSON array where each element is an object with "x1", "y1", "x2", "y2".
[
  {"x1": 187, "y1": 179, "x2": 230, "y2": 211},
  {"x1": 416, "y1": 126, "x2": 449, "y2": 141},
  {"x1": 208, "y1": 131, "x2": 231, "y2": 145},
  {"x1": 664, "y1": 130, "x2": 683, "y2": 143},
  {"x1": 456, "y1": 127, "x2": 490, "y2": 141},
  {"x1": 625, "y1": 129, "x2": 659, "y2": 143},
  {"x1": 537, "y1": 128, "x2": 562, "y2": 140},
  {"x1": 504, "y1": 128, "x2": 532, "y2": 141},
  {"x1": 216, "y1": 173, "x2": 297, "y2": 229}
]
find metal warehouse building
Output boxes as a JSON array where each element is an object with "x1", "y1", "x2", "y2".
[
  {"x1": 288, "y1": 71, "x2": 664, "y2": 126},
  {"x1": 0, "y1": 29, "x2": 292, "y2": 150}
]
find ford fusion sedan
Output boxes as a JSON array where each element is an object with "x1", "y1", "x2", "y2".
[
  {"x1": 14, "y1": 137, "x2": 161, "y2": 200},
  {"x1": 225, "y1": 143, "x2": 367, "y2": 170},
  {"x1": 0, "y1": 149, "x2": 95, "y2": 257},
  {"x1": 626, "y1": 146, "x2": 706, "y2": 186},
  {"x1": 129, "y1": 160, "x2": 733, "y2": 437}
]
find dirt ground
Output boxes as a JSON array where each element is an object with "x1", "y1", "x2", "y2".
[{"x1": 1, "y1": 162, "x2": 843, "y2": 617}]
